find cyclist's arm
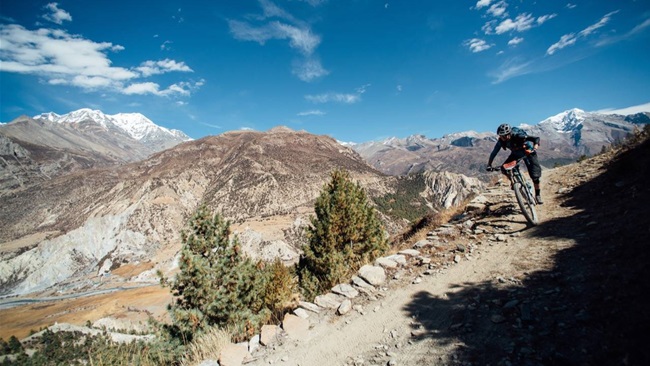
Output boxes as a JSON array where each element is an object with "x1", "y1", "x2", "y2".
[
  {"x1": 525, "y1": 135, "x2": 541, "y2": 148},
  {"x1": 487, "y1": 141, "x2": 501, "y2": 166}
]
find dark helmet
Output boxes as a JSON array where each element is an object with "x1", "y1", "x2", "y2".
[{"x1": 497, "y1": 123, "x2": 512, "y2": 136}]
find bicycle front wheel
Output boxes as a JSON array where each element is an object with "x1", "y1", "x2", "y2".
[{"x1": 513, "y1": 182, "x2": 539, "y2": 225}]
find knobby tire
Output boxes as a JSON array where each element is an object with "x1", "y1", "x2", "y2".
[{"x1": 513, "y1": 182, "x2": 539, "y2": 226}]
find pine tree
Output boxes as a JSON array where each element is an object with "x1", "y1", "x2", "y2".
[
  {"x1": 168, "y1": 206, "x2": 269, "y2": 342},
  {"x1": 298, "y1": 169, "x2": 388, "y2": 299}
]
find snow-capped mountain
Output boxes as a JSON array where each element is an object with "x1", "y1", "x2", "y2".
[
  {"x1": 538, "y1": 108, "x2": 587, "y2": 133},
  {"x1": 34, "y1": 108, "x2": 191, "y2": 144},
  {"x1": 351, "y1": 108, "x2": 648, "y2": 178},
  {"x1": 1, "y1": 109, "x2": 193, "y2": 192}
]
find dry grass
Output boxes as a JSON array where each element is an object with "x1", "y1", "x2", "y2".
[
  {"x1": 110, "y1": 261, "x2": 155, "y2": 278},
  {"x1": 180, "y1": 326, "x2": 232, "y2": 366},
  {"x1": 391, "y1": 198, "x2": 472, "y2": 251},
  {"x1": 0, "y1": 286, "x2": 172, "y2": 339}
]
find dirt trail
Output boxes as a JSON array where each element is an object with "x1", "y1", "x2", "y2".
[{"x1": 250, "y1": 144, "x2": 650, "y2": 366}]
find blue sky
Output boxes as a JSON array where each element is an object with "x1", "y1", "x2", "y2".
[{"x1": 1, "y1": 1, "x2": 649, "y2": 142}]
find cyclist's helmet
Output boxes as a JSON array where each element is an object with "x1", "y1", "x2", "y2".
[{"x1": 497, "y1": 123, "x2": 512, "y2": 136}]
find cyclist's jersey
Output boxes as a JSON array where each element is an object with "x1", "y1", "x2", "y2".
[{"x1": 488, "y1": 130, "x2": 541, "y2": 166}]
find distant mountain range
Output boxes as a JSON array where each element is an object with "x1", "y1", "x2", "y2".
[
  {"x1": 0, "y1": 109, "x2": 191, "y2": 192},
  {"x1": 350, "y1": 109, "x2": 649, "y2": 178},
  {"x1": 33, "y1": 109, "x2": 190, "y2": 145}
]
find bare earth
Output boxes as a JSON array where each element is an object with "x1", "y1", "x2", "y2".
[{"x1": 249, "y1": 141, "x2": 650, "y2": 366}]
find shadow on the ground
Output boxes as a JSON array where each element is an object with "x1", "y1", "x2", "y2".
[{"x1": 403, "y1": 138, "x2": 650, "y2": 365}]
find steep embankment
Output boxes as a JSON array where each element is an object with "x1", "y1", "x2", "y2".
[{"x1": 247, "y1": 136, "x2": 650, "y2": 366}]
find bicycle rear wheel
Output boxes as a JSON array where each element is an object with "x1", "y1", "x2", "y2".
[{"x1": 513, "y1": 182, "x2": 539, "y2": 225}]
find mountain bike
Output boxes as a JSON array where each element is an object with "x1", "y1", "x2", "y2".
[{"x1": 488, "y1": 159, "x2": 539, "y2": 226}]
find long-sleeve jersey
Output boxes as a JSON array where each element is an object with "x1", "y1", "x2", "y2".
[{"x1": 488, "y1": 131, "x2": 541, "y2": 166}]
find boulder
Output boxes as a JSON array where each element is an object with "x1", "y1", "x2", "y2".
[
  {"x1": 358, "y1": 265, "x2": 386, "y2": 286},
  {"x1": 282, "y1": 313, "x2": 310, "y2": 340},
  {"x1": 219, "y1": 343, "x2": 250, "y2": 366},
  {"x1": 331, "y1": 284, "x2": 359, "y2": 299}
]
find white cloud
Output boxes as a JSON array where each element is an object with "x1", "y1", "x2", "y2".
[
  {"x1": 483, "y1": 13, "x2": 554, "y2": 35},
  {"x1": 547, "y1": 11, "x2": 619, "y2": 55},
  {"x1": 136, "y1": 59, "x2": 193, "y2": 77},
  {"x1": 579, "y1": 10, "x2": 619, "y2": 37},
  {"x1": 508, "y1": 37, "x2": 524, "y2": 46},
  {"x1": 305, "y1": 93, "x2": 361, "y2": 104},
  {"x1": 595, "y1": 102, "x2": 650, "y2": 115},
  {"x1": 596, "y1": 17, "x2": 650, "y2": 46},
  {"x1": 297, "y1": 0, "x2": 328, "y2": 6},
  {"x1": 476, "y1": 0, "x2": 493, "y2": 9},
  {"x1": 537, "y1": 14, "x2": 557, "y2": 25},
  {"x1": 123, "y1": 82, "x2": 161, "y2": 95},
  {"x1": 356, "y1": 84, "x2": 371, "y2": 94},
  {"x1": 464, "y1": 38, "x2": 493, "y2": 53},
  {"x1": 304, "y1": 84, "x2": 370, "y2": 104},
  {"x1": 122, "y1": 81, "x2": 199, "y2": 97},
  {"x1": 292, "y1": 58, "x2": 329, "y2": 81},
  {"x1": 546, "y1": 33, "x2": 577, "y2": 55},
  {"x1": 42, "y1": 3, "x2": 72, "y2": 25},
  {"x1": 68, "y1": 75, "x2": 114, "y2": 88},
  {"x1": 487, "y1": 1, "x2": 508, "y2": 18},
  {"x1": 482, "y1": 20, "x2": 497, "y2": 34},
  {"x1": 161, "y1": 40, "x2": 172, "y2": 51},
  {"x1": 228, "y1": 1, "x2": 325, "y2": 82},
  {"x1": 259, "y1": 0, "x2": 295, "y2": 22},
  {"x1": 629, "y1": 17, "x2": 650, "y2": 35},
  {"x1": 274, "y1": 22, "x2": 320, "y2": 55},
  {"x1": 0, "y1": 24, "x2": 200, "y2": 97},
  {"x1": 490, "y1": 57, "x2": 533, "y2": 83},
  {"x1": 495, "y1": 13, "x2": 535, "y2": 34},
  {"x1": 566, "y1": 3, "x2": 577, "y2": 9},
  {"x1": 297, "y1": 110, "x2": 325, "y2": 116},
  {"x1": 229, "y1": 20, "x2": 320, "y2": 56},
  {"x1": 0, "y1": 24, "x2": 136, "y2": 83},
  {"x1": 200, "y1": 121, "x2": 222, "y2": 129}
]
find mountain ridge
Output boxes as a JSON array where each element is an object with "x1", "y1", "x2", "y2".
[
  {"x1": 0, "y1": 109, "x2": 192, "y2": 193},
  {"x1": 33, "y1": 108, "x2": 191, "y2": 145},
  {"x1": 352, "y1": 109, "x2": 649, "y2": 177}
]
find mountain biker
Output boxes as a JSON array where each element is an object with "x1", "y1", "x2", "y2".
[{"x1": 487, "y1": 123, "x2": 544, "y2": 204}]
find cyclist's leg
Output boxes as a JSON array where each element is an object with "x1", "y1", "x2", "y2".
[{"x1": 524, "y1": 153, "x2": 543, "y2": 203}]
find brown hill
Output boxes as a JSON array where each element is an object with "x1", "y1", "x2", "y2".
[
  {"x1": 0, "y1": 115, "x2": 181, "y2": 194},
  {"x1": 0, "y1": 127, "x2": 483, "y2": 299}
]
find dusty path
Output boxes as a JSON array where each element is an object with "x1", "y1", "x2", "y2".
[
  {"x1": 250, "y1": 145, "x2": 650, "y2": 366},
  {"x1": 249, "y1": 166, "x2": 578, "y2": 366}
]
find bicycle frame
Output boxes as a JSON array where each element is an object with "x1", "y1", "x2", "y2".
[{"x1": 490, "y1": 159, "x2": 539, "y2": 226}]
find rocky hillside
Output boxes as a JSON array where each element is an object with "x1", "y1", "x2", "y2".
[
  {"x1": 234, "y1": 127, "x2": 650, "y2": 366},
  {"x1": 0, "y1": 109, "x2": 191, "y2": 193},
  {"x1": 352, "y1": 109, "x2": 649, "y2": 179},
  {"x1": 0, "y1": 127, "x2": 482, "y2": 298}
]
